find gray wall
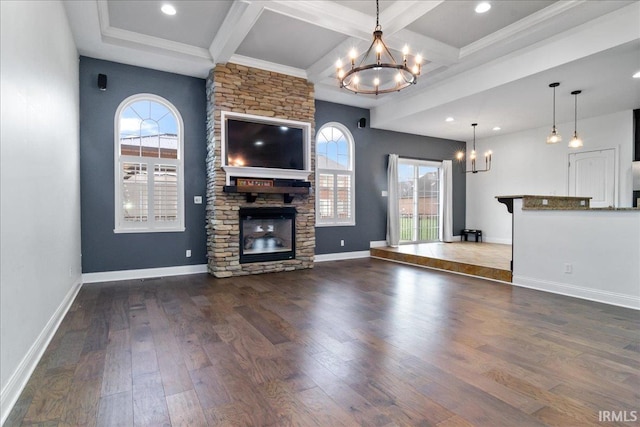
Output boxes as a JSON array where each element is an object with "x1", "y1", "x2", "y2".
[
  {"x1": 80, "y1": 57, "x2": 207, "y2": 273},
  {"x1": 315, "y1": 100, "x2": 466, "y2": 254}
]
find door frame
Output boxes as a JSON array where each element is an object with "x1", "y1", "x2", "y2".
[
  {"x1": 397, "y1": 158, "x2": 442, "y2": 244},
  {"x1": 567, "y1": 146, "x2": 618, "y2": 207}
]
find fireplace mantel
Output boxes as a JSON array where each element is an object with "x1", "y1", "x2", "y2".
[
  {"x1": 221, "y1": 166, "x2": 311, "y2": 185},
  {"x1": 223, "y1": 184, "x2": 309, "y2": 203}
]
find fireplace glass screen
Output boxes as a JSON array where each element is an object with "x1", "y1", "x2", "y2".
[{"x1": 239, "y1": 207, "x2": 296, "y2": 263}]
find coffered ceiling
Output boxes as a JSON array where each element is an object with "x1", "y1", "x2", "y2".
[{"x1": 63, "y1": 0, "x2": 640, "y2": 141}]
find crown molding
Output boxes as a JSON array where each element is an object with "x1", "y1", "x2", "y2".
[
  {"x1": 96, "y1": 0, "x2": 211, "y2": 61},
  {"x1": 228, "y1": 54, "x2": 308, "y2": 79},
  {"x1": 380, "y1": 1, "x2": 444, "y2": 35},
  {"x1": 306, "y1": 37, "x2": 369, "y2": 84},
  {"x1": 460, "y1": 0, "x2": 586, "y2": 58},
  {"x1": 264, "y1": 0, "x2": 373, "y2": 40}
]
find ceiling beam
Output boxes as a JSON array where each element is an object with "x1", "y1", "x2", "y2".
[
  {"x1": 380, "y1": 1, "x2": 443, "y2": 35},
  {"x1": 306, "y1": 37, "x2": 369, "y2": 84},
  {"x1": 461, "y1": 0, "x2": 586, "y2": 58},
  {"x1": 371, "y1": 2, "x2": 640, "y2": 128},
  {"x1": 303, "y1": 0, "x2": 457, "y2": 84},
  {"x1": 208, "y1": 1, "x2": 265, "y2": 64},
  {"x1": 263, "y1": 0, "x2": 373, "y2": 40}
]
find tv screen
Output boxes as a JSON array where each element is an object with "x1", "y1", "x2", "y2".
[{"x1": 226, "y1": 119, "x2": 305, "y2": 170}]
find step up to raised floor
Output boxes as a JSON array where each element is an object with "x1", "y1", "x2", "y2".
[{"x1": 370, "y1": 245, "x2": 512, "y2": 283}]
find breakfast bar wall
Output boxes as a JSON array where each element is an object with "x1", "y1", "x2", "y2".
[{"x1": 503, "y1": 196, "x2": 640, "y2": 309}]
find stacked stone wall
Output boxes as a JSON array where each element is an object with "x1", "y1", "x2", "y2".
[{"x1": 206, "y1": 63, "x2": 315, "y2": 278}]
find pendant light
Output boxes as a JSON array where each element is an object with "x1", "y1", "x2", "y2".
[
  {"x1": 456, "y1": 123, "x2": 492, "y2": 173},
  {"x1": 568, "y1": 90, "x2": 583, "y2": 148},
  {"x1": 546, "y1": 82, "x2": 562, "y2": 144}
]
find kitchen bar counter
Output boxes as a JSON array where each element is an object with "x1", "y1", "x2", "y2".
[
  {"x1": 496, "y1": 195, "x2": 590, "y2": 213},
  {"x1": 495, "y1": 195, "x2": 639, "y2": 309},
  {"x1": 496, "y1": 194, "x2": 639, "y2": 211}
]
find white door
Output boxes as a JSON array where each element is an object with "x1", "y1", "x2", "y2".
[{"x1": 569, "y1": 149, "x2": 616, "y2": 208}]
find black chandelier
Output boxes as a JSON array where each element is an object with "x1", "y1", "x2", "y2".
[
  {"x1": 456, "y1": 123, "x2": 492, "y2": 174},
  {"x1": 336, "y1": 0, "x2": 422, "y2": 95}
]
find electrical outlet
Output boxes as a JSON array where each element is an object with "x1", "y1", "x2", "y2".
[
  {"x1": 194, "y1": 196, "x2": 203, "y2": 204},
  {"x1": 340, "y1": 240, "x2": 345, "y2": 247},
  {"x1": 186, "y1": 249, "x2": 192, "y2": 257},
  {"x1": 381, "y1": 190, "x2": 388, "y2": 197},
  {"x1": 564, "y1": 263, "x2": 572, "y2": 274},
  {"x1": 542, "y1": 199, "x2": 548, "y2": 205}
]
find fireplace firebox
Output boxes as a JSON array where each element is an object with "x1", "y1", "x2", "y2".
[{"x1": 239, "y1": 207, "x2": 296, "y2": 264}]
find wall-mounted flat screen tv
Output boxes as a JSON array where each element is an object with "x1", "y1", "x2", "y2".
[{"x1": 224, "y1": 114, "x2": 308, "y2": 171}]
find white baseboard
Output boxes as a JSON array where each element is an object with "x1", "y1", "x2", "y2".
[
  {"x1": 513, "y1": 275, "x2": 640, "y2": 310},
  {"x1": 82, "y1": 264, "x2": 208, "y2": 284},
  {"x1": 483, "y1": 237, "x2": 512, "y2": 245},
  {"x1": 315, "y1": 250, "x2": 370, "y2": 262},
  {"x1": 1, "y1": 279, "x2": 82, "y2": 426},
  {"x1": 369, "y1": 240, "x2": 388, "y2": 248}
]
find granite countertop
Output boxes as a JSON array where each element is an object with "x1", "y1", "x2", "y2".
[
  {"x1": 495, "y1": 195, "x2": 590, "y2": 200},
  {"x1": 496, "y1": 195, "x2": 639, "y2": 212}
]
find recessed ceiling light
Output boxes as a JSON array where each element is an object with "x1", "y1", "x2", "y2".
[
  {"x1": 161, "y1": 4, "x2": 176, "y2": 15},
  {"x1": 475, "y1": 2, "x2": 491, "y2": 13},
  {"x1": 633, "y1": 70, "x2": 640, "y2": 78},
  {"x1": 492, "y1": 126, "x2": 501, "y2": 131},
  {"x1": 445, "y1": 117, "x2": 454, "y2": 122}
]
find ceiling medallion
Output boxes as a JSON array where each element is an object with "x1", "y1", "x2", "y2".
[{"x1": 336, "y1": 0, "x2": 422, "y2": 95}]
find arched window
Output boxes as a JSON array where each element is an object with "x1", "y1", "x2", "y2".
[
  {"x1": 316, "y1": 122, "x2": 355, "y2": 226},
  {"x1": 114, "y1": 94, "x2": 184, "y2": 232}
]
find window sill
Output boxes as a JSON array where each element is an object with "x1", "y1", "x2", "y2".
[
  {"x1": 114, "y1": 227, "x2": 186, "y2": 234},
  {"x1": 315, "y1": 222, "x2": 355, "y2": 228}
]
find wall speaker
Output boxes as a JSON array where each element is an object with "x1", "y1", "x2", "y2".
[
  {"x1": 357, "y1": 118, "x2": 366, "y2": 128},
  {"x1": 98, "y1": 74, "x2": 107, "y2": 91}
]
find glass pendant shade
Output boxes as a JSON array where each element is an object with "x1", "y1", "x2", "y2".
[
  {"x1": 568, "y1": 131, "x2": 583, "y2": 148},
  {"x1": 569, "y1": 90, "x2": 583, "y2": 149},
  {"x1": 546, "y1": 82, "x2": 561, "y2": 144},
  {"x1": 547, "y1": 127, "x2": 562, "y2": 144}
]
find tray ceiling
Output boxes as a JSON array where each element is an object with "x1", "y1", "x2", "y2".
[{"x1": 63, "y1": 0, "x2": 640, "y2": 141}]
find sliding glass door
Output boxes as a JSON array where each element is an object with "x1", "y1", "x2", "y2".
[{"x1": 397, "y1": 159, "x2": 441, "y2": 243}]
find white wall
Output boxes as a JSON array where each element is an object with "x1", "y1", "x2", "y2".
[
  {"x1": 512, "y1": 199, "x2": 640, "y2": 309},
  {"x1": 466, "y1": 110, "x2": 634, "y2": 243},
  {"x1": 0, "y1": 1, "x2": 81, "y2": 422}
]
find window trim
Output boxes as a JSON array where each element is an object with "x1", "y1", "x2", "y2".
[
  {"x1": 113, "y1": 93, "x2": 185, "y2": 233},
  {"x1": 315, "y1": 122, "x2": 356, "y2": 227}
]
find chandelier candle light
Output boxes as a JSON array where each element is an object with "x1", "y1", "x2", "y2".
[
  {"x1": 336, "y1": 0, "x2": 422, "y2": 95},
  {"x1": 456, "y1": 123, "x2": 492, "y2": 174}
]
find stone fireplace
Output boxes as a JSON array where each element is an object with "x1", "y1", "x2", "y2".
[{"x1": 205, "y1": 63, "x2": 315, "y2": 277}]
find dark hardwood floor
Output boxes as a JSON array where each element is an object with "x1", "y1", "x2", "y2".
[{"x1": 5, "y1": 258, "x2": 639, "y2": 426}]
